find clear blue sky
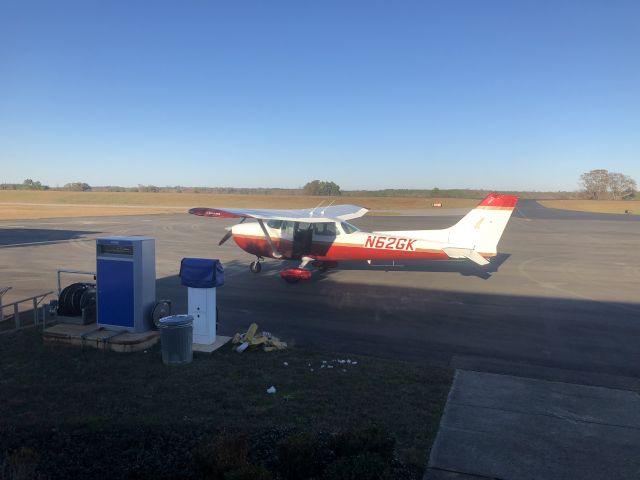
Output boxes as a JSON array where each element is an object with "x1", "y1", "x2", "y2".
[{"x1": 1, "y1": 0, "x2": 638, "y2": 191}]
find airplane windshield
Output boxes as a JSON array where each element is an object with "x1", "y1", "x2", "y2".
[
  {"x1": 341, "y1": 222, "x2": 359, "y2": 234},
  {"x1": 266, "y1": 220, "x2": 282, "y2": 229}
]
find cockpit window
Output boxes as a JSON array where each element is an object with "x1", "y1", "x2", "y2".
[
  {"x1": 266, "y1": 220, "x2": 283, "y2": 229},
  {"x1": 341, "y1": 222, "x2": 359, "y2": 234}
]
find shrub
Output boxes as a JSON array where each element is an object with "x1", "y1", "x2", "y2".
[
  {"x1": 322, "y1": 452, "x2": 391, "y2": 480},
  {"x1": 1, "y1": 447, "x2": 41, "y2": 480},
  {"x1": 276, "y1": 432, "x2": 335, "y2": 479},
  {"x1": 330, "y1": 427, "x2": 396, "y2": 462},
  {"x1": 192, "y1": 431, "x2": 272, "y2": 480},
  {"x1": 225, "y1": 463, "x2": 272, "y2": 480}
]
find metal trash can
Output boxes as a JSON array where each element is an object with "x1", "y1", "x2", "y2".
[{"x1": 158, "y1": 315, "x2": 193, "y2": 365}]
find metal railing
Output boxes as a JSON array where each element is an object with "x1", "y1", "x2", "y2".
[
  {"x1": 0, "y1": 286, "x2": 12, "y2": 323},
  {"x1": 0, "y1": 289, "x2": 53, "y2": 331},
  {"x1": 0, "y1": 269, "x2": 95, "y2": 333},
  {"x1": 57, "y1": 269, "x2": 95, "y2": 295}
]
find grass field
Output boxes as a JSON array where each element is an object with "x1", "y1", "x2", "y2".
[
  {"x1": 0, "y1": 329, "x2": 451, "y2": 479},
  {"x1": 0, "y1": 191, "x2": 478, "y2": 220},
  {"x1": 540, "y1": 199, "x2": 640, "y2": 215}
]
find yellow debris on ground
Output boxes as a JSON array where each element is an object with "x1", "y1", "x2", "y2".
[{"x1": 232, "y1": 323, "x2": 287, "y2": 352}]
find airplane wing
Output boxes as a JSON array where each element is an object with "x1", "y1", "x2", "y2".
[{"x1": 188, "y1": 204, "x2": 368, "y2": 222}]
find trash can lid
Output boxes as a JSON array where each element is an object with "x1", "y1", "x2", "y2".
[{"x1": 158, "y1": 314, "x2": 193, "y2": 327}]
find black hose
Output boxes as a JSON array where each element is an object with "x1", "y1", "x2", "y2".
[{"x1": 58, "y1": 282, "x2": 96, "y2": 316}]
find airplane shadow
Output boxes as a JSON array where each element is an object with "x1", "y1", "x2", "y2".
[
  {"x1": 315, "y1": 253, "x2": 511, "y2": 280},
  {"x1": 153, "y1": 261, "x2": 640, "y2": 390}
]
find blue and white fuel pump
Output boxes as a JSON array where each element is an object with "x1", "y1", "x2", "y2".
[{"x1": 96, "y1": 236, "x2": 156, "y2": 332}]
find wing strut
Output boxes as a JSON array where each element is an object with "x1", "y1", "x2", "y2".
[{"x1": 257, "y1": 219, "x2": 283, "y2": 259}]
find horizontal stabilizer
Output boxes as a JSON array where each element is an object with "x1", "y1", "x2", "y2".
[{"x1": 443, "y1": 247, "x2": 490, "y2": 266}]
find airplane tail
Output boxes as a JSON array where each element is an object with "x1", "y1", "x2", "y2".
[
  {"x1": 372, "y1": 192, "x2": 518, "y2": 265},
  {"x1": 446, "y1": 192, "x2": 518, "y2": 258}
]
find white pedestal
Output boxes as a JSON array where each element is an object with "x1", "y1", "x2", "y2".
[{"x1": 188, "y1": 287, "x2": 216, "y2": 345}]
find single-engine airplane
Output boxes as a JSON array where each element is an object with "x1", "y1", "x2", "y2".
[{"x1": 189, "y1": 192, "x2": 518, "y2": 283}]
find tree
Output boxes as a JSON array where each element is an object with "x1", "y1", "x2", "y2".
[
  {"x1": 138, "y1": 184, "x2": 160, "y2": 193},
  {"x1": 608, "y1": 172, "x2": 637, "y2": 200},
  {"x1": 580, "y1": 169, "x2": 610, "y2": 199},
  {"x1": 22, "y1": 179, "x2": 45, "y2": 190},
  {"x1": 579, "y1": 169, "x2": 637, "y2": 200},
  {"x1": 64, "y1": 182, "x2": 91, "y2": 191},
  {"x1": 303, "y1": 180, "x2": 341, "y2": 196}
]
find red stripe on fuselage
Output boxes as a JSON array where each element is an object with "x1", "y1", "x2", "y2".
[{"x1": 232, "y1": 234, "x2": 450, "y2": 261}]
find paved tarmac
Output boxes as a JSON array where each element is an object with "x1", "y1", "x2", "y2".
[
  {"x1": 2, "y1": 199, "x2": 640, "y2": 478},
  {"x1": 1, "y1": 200, "x2": 639, "y2": 389}
]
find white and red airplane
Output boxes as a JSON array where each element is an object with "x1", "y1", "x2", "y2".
[{"x1": 189, "y1": 192, "x2": 518, "y2": 283}]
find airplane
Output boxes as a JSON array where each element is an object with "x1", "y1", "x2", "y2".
[{"x1": 188, "y1": 192, "x2": 518, "y2": 283}]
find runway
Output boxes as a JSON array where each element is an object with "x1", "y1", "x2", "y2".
[{"x1": 1, "y1": 200, "x2": 639, "y2": 389}]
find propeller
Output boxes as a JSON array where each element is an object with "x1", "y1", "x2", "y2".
[
  {"x1": 219, "y1": 229, "x2": 233, "y2": 246},
  {"x1": 218, "y1": 217, "x2": 246, "y2": 245}
]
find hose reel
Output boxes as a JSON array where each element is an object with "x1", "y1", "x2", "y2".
[{"x1": 57, "y1": 282, "x2": 96, "y2": 317}]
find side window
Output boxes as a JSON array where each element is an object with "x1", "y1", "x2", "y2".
[
  {"x1": 313, "y1": 222, "x2": 338, "y2": 236},
  {"x1": 266, "y1": 220, "x2": 282, "y2": 229},
  {"x1": 281, "y1": 221, "x2": 294, "y2": 236}
]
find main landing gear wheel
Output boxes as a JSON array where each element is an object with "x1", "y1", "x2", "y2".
[{"x1": 249, "y1": 261, "x2": 262, "y2": 273}]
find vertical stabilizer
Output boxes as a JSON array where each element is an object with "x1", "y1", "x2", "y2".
[{"x1": 447, "y1": 193, "x2": 518, "y2": 256}]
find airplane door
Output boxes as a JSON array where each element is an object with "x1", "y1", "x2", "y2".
[
  {"x1": 293, "y1": 222, "x2": 313, "y2": 258},
  {"x1": 279, "y1": 221, "x2": 294, "y2": 258}
]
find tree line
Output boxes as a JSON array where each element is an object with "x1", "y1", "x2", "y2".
[
  {"x1": 0, "y1": 179, "x2": 89, "y2": 191},
  {"x1": 2, "y1": 173, "x2": 636, "y2": 200}
]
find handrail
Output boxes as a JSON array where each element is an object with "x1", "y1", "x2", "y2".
[
  {"x1": 0, "y1": 291, "x2": 54, "y2": 331},
  {"x1": 57, "y1": 269, "x2": 95, "y2": 296},
  {"x1": 2, "y1": 292, "x2": 54, "y2": 308}
]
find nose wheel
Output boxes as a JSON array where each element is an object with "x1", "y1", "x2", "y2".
[{"x1": 249, "y1": 260, "x2": 262, "y2": 273}]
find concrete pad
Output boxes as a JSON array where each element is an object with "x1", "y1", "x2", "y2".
[
  {"x1": 192, "y1": 335, "x2": 231, "y2": 353},
  {"x1": 424, "y1": 471, "x2": 489, "y2": 480},
  {"x1": 43, "y1": 322, "x2": 99, "y2": 338},
  {"x1": 54, "y1": 313, "x2": 93, "y2": 326},
  {"x1": 451, "y1": 354, "x2": 640, "y2": 392},
  {"x1": 426, "y1": 370, "x2": 640, "y2": 480},
  {"x1": 43, "y1": 322, "x2": 160, "y2": 353}
]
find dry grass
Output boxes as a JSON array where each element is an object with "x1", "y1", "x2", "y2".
[
  {"x1": 540, "y1": 199, "x2": 640, "y2": 215},
  {"x1": 0, "y1": 191, "x2": 478, "y2": 220},
  {"x1": 1, "y1": 329, "x2": 452, "y2": 478}
]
